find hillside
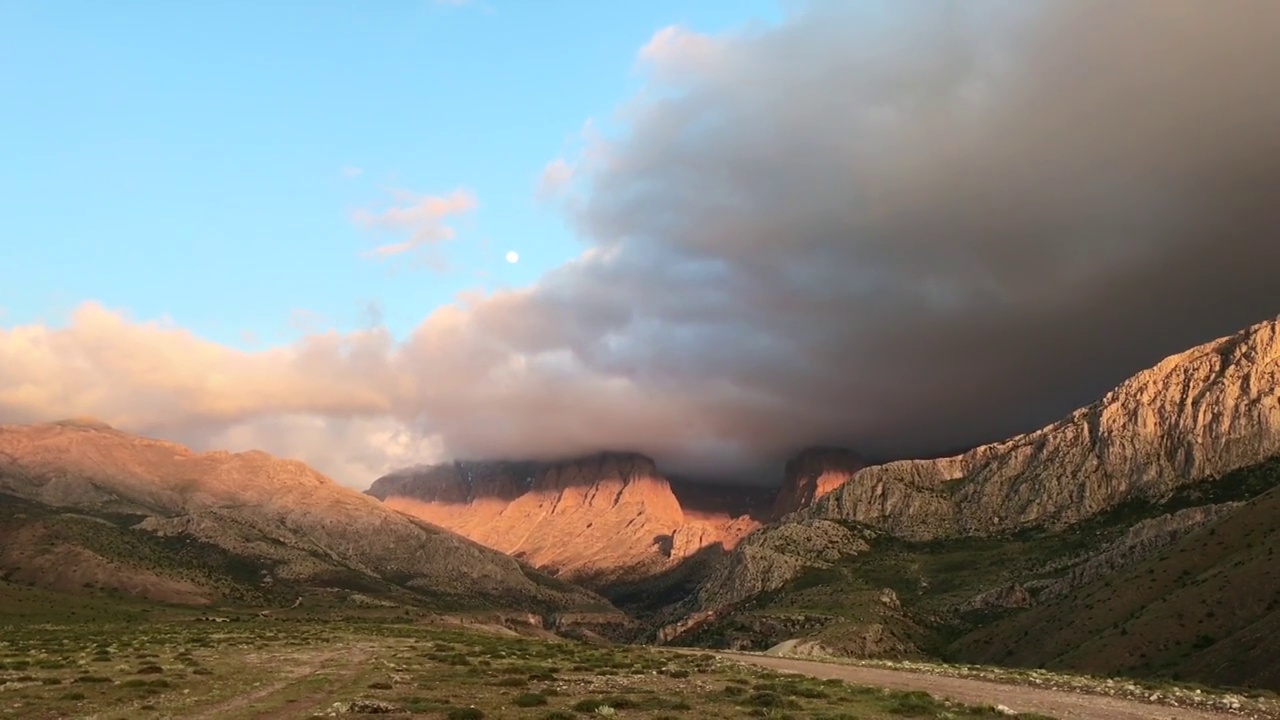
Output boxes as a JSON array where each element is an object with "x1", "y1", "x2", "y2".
[
  {"x1": 951, "y1": 464, "x2": 1280, "y2": 690},
  {"x1": 0, "y1": 420, "x2": 618, "y2": 619},
  {"x1": 654, "y1": 317, "x2": 1280, "y2": 691},
  {"x1": 659, "y1": 455, "x2": 1280, "y2": 690}
]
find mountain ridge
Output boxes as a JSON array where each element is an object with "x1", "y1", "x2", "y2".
[
  {"x1": 0, "y1": 421, "x2": 619, "y2": 618},
  {"x1": 794, "y1": 314, "x2": 1280, "y2": 537},
  {"x1": 644, "y1": 315, "x2": 1280, "y2": 690}
]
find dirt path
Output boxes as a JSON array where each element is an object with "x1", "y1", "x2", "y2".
[
  {"x1": 712, "y1": 652, "x2": 1227, "y2": 720},
  {"x1": 185, "y1": 646, "x2": 372, "y2": 720}
]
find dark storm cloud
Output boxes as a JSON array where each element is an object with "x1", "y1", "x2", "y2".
[
  {"x1": 482, "y1": 0, "x2": 1280, "y2": 478},
  {"x1": 6, "y1": 1, "x2": 1278, "y2": 487}
]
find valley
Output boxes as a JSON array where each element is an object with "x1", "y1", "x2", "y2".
[{"x1": 0, "y1": 316, "x2": 1277, "y2": 718}]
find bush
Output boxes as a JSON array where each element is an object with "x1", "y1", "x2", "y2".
[
  {"x1": 886, "y1": 690, "x2": 945, "y2": 716},
  {"x1": 446, "y1": 708, "x2": 485, "y2": 720},
  {"x1": 513, "y1": 692, "x2": 549, "y2": 707}
]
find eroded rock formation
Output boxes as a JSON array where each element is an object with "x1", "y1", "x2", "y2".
[{"x1": 369, "y1": 453, "x2": 768, "y2": 586}]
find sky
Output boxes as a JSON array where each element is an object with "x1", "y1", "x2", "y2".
[
  {"x1": 2, "y1": 0, "x2": 1279, "y2": 488},
  {"x1": 0, "y1": 0, "x2": 783, "y2": 343}
]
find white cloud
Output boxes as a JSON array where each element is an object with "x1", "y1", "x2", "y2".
[
  {"x1": 353, "y1": 188, "x2": 478, "y2": 260},
  {"x1": 536, "y1": 158, "x2": 575, "y2": 199}
]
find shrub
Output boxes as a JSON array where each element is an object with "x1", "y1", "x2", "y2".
[{"x1": 513, "y1": 692, "x2": 548, "y2": 707}]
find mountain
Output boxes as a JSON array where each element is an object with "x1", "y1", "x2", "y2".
[
  {"x1": 950, "y1": 465, "x2": 1280, "y2": 690},
  {"x1": 796, "y1": 316, "x2": 1280, "y2": 537},
  {"x1": 654, "y1": 315, "x2": 1280, "y2": 691},
  {"x1": 0, "y1": 420, "x2": 617, "y2": 618},
  {"x1": 367, "y1": 453, "x2": 771, "y2": 589},
  {"x1": 771, "y1": 447, "x2": 867, "y2": 518}
]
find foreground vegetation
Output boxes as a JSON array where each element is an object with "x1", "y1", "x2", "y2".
[{"x1": 0, "y1": 594, "x2": 1056, "y2": 720}]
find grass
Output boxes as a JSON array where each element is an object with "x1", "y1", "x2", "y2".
[{"x1": 0, "y1": 610, "x2": 1056, "y2": 719}]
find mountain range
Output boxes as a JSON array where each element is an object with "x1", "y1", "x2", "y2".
[{"x1": 1, "y1": 315, "x2": 1277, "y2": 690}]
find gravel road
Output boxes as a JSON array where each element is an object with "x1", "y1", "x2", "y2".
[{"x1": 713, "y1": 651, "x2": 1232, "y2": 720}]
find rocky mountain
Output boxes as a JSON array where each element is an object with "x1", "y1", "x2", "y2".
[
  {"x1": 796, "y1": 316, "x2": 1280, "y2": 537},
  {"x1": 368, "y1": 453, "x2": 771, "y2": 589},
  {"x1": 0, "y1": 420, "x2": 616, "y2": 617},
  {"x1": 951, "y1": 470, "x2": 1280, "y2": 690},
  {"x1": 654, "y1": 315, "x2": 1280, "y2": 691},
  {"x1": 770, "y1": 448, "x2": 867, "y2": 518}
]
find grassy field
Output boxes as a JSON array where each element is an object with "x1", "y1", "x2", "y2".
[{"x1": 0, "y1": 591, "x2": 1054, "y2": 720}]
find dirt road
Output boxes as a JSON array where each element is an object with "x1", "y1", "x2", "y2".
[{"x1": 712, "y1": 652, "x2": 1229, "y2": 720}]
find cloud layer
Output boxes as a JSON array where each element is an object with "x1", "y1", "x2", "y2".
[{"x1": 3, "y1": 1, "x2": 1279, "y2": 486}]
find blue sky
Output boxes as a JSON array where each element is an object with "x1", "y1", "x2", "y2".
[{"x1": 0, "y1": 0, "x2": 783, "y2": 348}]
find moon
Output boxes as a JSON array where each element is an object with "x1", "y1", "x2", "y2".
[{"x1": 505, "y1": 250, "x2": 520, "y2": 264}]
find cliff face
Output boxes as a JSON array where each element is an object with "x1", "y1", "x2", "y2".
[
  {"x1": 771, "y1": 448, "x2": 867, "y2": 518},
  {"x1": 0, "y1": 421, "x2": 613, "y2": 613},
  {"x1": 368, "y1": 453, "x2": 765, "y2": 586},
  {"x1": 800, "y1": 316, "x2": 1280, "y2": 538}
]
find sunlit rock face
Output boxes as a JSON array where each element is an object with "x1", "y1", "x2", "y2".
[
  {"x1": 369, "y1": 452, "x2": 771, "y2": 586},
  {"x1": 800, "y1": 316, "x2": 1280, "y2": 538}
]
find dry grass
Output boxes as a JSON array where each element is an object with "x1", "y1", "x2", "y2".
[{"x1": 0, "y1": 616, "x2": 1050, "y2": 719}]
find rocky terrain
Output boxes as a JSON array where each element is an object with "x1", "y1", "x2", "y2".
[
  {"x1": 797, "y1": 317, "x2": 1280, "y2": 537},
  {"x1": 653, "y1": 316, "x2": 1280, "y2": 691},
  {"x1": 367, "y1": 452, "x2": 774, "y2": 588},
  {"x1": 0, "y1": 420, "x2": 617, "y2": 616}
]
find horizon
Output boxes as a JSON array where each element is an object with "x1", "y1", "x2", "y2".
[{"x1": 3, "y1": 0, "x2": 1279, "y2": 489}]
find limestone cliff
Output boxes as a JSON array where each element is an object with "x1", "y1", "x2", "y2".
[
  {"x1": 368, "y1": 453, "x2": 765, "y2": 586},
  {"x1": 799, "y1": 316, "x2": 1280, "y2": 538}
]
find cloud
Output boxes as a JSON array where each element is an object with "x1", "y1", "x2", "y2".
[
  {"x1": 3, "y1": 1, "x2": 1280, "y2": 487},
  {"x1": 287, "y1": 308, "x2": 330, "y2": 335},
  {"x1": 636, "y1": 25, "x2": 727, "y2": 84},
  {"x1": 536, "y1": 159, "x2": 575, "y2": 200},
  {"x1": 353, "y1": 188, "x2": 478, "y2": 261},
  {"x1": 341, "y1": 166, "x2": 363, "y2": 178}
]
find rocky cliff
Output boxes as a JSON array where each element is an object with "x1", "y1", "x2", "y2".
[
  {"x1": 771, "y1": 447, "x2": 867, "y2": 518},
  {"x1": 798, "y1": 316, "x2": 1280, "y2": 538},
  {"x1": 0, "y1": 420, "x2": 614, "y2": 614},
  {"x1": 369, "y1": 453, "x2": 766, "y2": 586},
  {"x1": 659, "y1": 316, "x2": 1280, "y2": 653}
]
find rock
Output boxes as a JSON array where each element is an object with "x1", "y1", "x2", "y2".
[
  {"x1": 798, "y1": 316, "x2": 1280, "y2": 538},
  {"x1": 878, "y1": 588, "x2": 902, "y2": 611},
  {"x1": 994, "y1": 705, "x2": 1017, "y2": 716},
  {"x1": 765, "y1": 638, "x2": 836, "y2": 658},
  {"x1": 369, "y1": 453, "x2": 768, "y2": 585},
  {"x1": 771, "y1": 447, "x2": 867, "y2": 518},
  {"x1": 654, "y1": 520, "x2": 869, "y2": 643},
  {"x1": 961, "y1": 583, "x2": 1034, "y2": 613},
  {"x1": 330, "y1": 699, "x2": 405, "y2": 714}
]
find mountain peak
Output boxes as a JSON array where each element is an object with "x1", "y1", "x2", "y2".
[
  {"x1": 368, "y1": 450, "x2": 763, "y2": 585},
  {"x1": 772, "y1": 446, "x2": 867, "y2": 518}
]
